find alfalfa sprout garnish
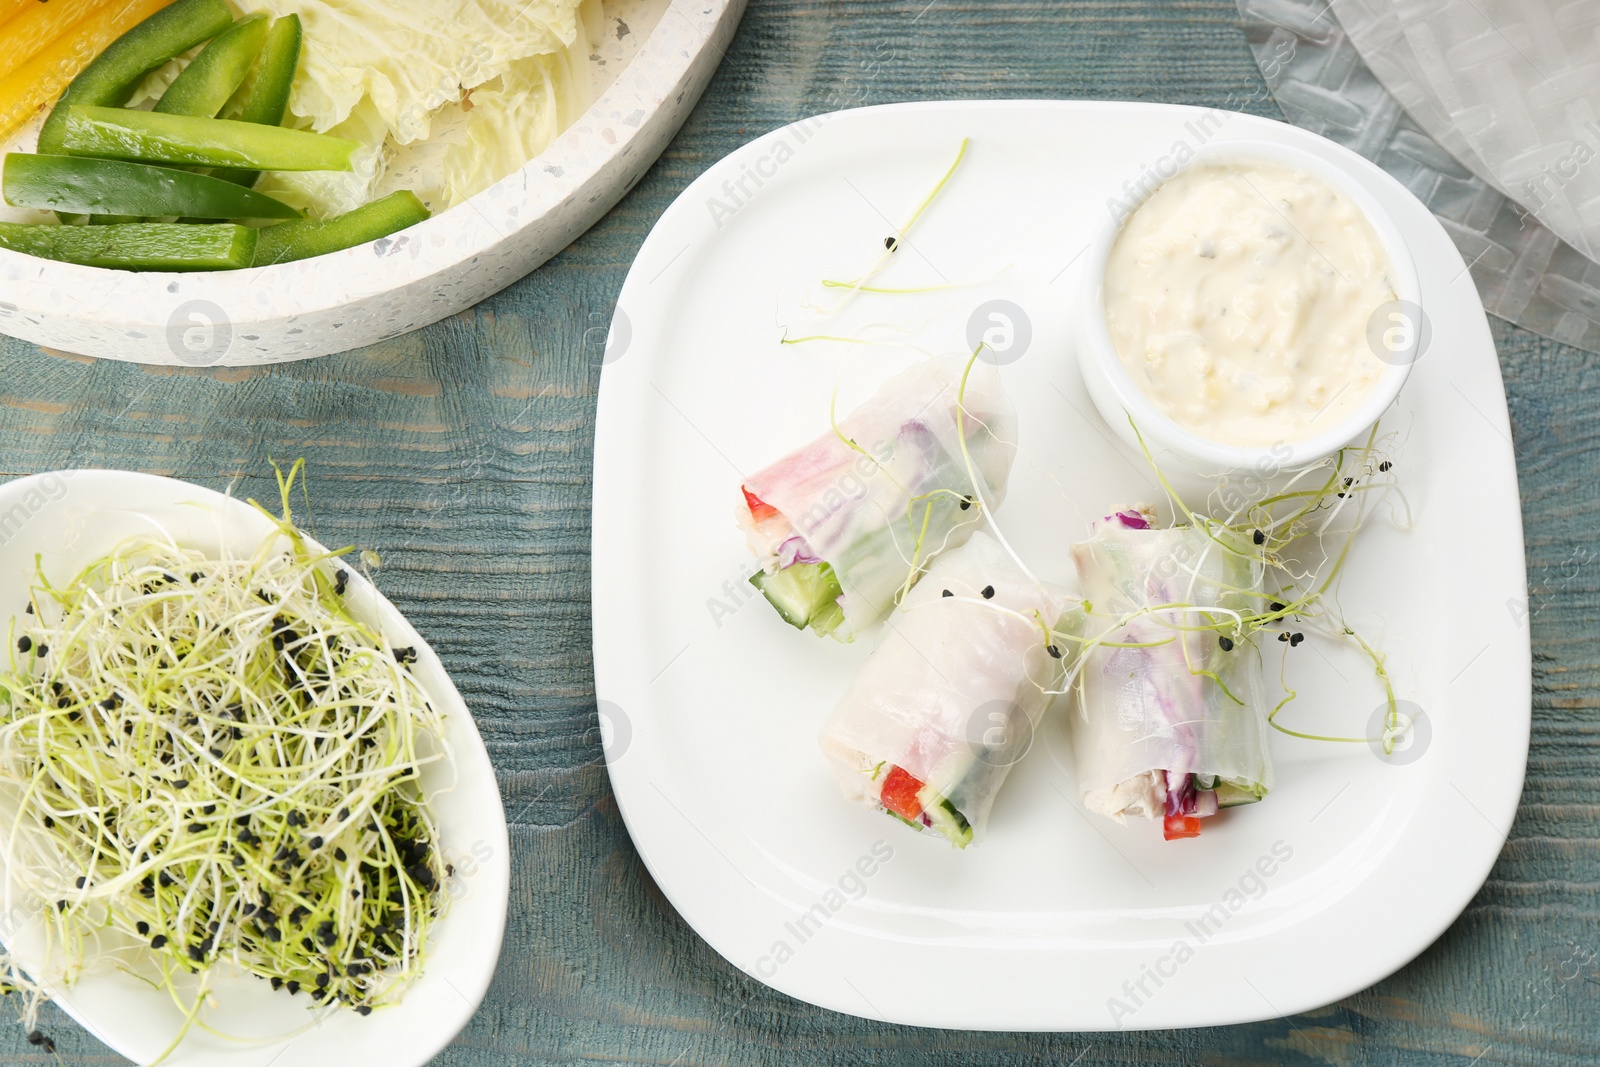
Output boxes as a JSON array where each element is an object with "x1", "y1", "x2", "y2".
[{"x1": 0, "y1": 462, "x2": 449, "y2": 1062}]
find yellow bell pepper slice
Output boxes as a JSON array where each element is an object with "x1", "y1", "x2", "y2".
[
  {"x1": 0, "y1": 0, "x2": 170, "y2": 142},
  {"x1": 0, "y1": 0, "x2": 116, "y2": 84}
]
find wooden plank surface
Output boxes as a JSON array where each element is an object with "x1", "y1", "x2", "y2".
[{"x1": 0, "y1": 1, "x2": 1595, "y2": 1063}]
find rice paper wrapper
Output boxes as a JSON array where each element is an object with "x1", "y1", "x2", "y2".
[
  {"x1": 1069, "y1": 519, "x2": 1273, "y2": 810},
  {"x1": 740, "y1": 357, "x2": 1017, "y2": 640},
  {"x1": 820, "y1": 531, "x2": 1081, "y2": 842}
]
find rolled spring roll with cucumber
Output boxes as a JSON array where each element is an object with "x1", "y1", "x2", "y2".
[
  {"x1": 739, "y1": 357, "x2": 1017, "y2": 641},
  {"x1": 820, "y1": 532, "x2": 1082, "y2": 847},
  {"x1": 1069, "y1": 505, "x2": 1272, "y2": 840}
]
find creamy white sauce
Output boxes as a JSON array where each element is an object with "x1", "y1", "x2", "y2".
[{"x1": 1103, "y1": 162, "x2": 1396, "y2": 447}]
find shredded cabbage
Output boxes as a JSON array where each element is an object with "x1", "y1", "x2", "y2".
[{"x1": 243, "y1": 0, "x2": 595, "y2": 214}]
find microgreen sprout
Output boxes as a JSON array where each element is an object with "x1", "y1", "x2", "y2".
[{"x1": 0, "y1": 462, "x2": 449, "y2": 1060}]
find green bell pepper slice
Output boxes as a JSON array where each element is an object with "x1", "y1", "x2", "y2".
[
  {"x1": 61, "y1": 105, "x2": 359, "y2": 171},
  {"x1": 253, "y1": 190, "x2": 431, "y2": 266},
  {"x1": 36, "y1": 0, "x2": 235, "y2": 154},
  {"x1": 0, "y1": 222, "x2": 257, "y2": 270},
  {"x1": 154, "y1": 14, "x2": 270, "y2": 118},
  {"x1": 4, "y1": 154, "x2": 301, "y2": 220},
  {"x1": 216, "y1": 15, "x2": 303, "y2": 188}
]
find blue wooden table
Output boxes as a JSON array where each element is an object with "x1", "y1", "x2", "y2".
[{"x1": 1, "y1": 2, "x2": 1595, "y2": 1064}]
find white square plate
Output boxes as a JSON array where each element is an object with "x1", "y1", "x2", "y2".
[{"x1": 591, "y1": 101, "x2": 1530, "y2": 1031}]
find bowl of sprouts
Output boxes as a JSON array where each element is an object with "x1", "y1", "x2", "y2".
[
  {"x1": 0, "y1": 464, "x2": 508, "y2": 1066},
  {"x1": 0, "y1": 0, "x2": 745, "y2": 364}
]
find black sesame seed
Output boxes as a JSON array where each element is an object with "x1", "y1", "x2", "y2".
[
  {"x1": 22, "y1": 604, "x2": 30, "y2": 614},
  {"x1": 285, "y1": 980, "x2": 299, "y2": 995},
  {"x1": 188, "y1": 945, "x2": 204, "y2": 962},
  {"x1": 981, "y1": 585, "x2": 995, "y2": 599},
  {"x1": 941, "y1": 589, "x2": 953, "y2": 598},
  {"x1": 315, "y1": 973, "x2": 329, "y2": 988},
  {"x1": 334, "y1": 847, "x2": 347, "y2": 862},
  {"x1": 271, "y1": 977, "x2": 282, "y2": 991},
  {"x1": 266, "y1": 927, "x2": 281, "y2": 943},
  {"x1": 338, "y1": 807, "x2": 350, "y2": 821},
  {"x1": 309, "y1": 836, "x2": 324, "y2": 850},
  {"x1": 74, "y1": 876, "x2": 85, "y2": 888},
  {"x1": 356, "y1": 1005, "x2": 372, "y2": 1016},
  {"x1": 173, "y1": 779, "x2": 189, "y2": 790},
  {"x1": 1379, "y1": 460, "x2": 1392, "y2": 472},
  {"x1": 1278, "y1": 632, "x2": 1290, "y2": 642},
  {"x1": 1252, "y1": 529, "x2": 1265, "y2": 545},
  {"x1": 1270, "y1": 601, "x2": 1286, "y2": 613},
  {"x1": 1218, "y1": 636, "x2": 1234, "y2": 652},
  {"x1": 42, "y1": 815, "x2": 53, "y2": 829},
  {"x1": 302, "y1": 937, "x2": 315, "y2": 951},
  {"x1": 958, "y1": 496, "x2": 972, "y2": 511},
  {"x1": 136, "y1": 921, "x2": 149, "y2": 935},
  {"x1": 151, "y1": 934, "x2": 167, "y2": 949},
  {"x1": 56, "y1": 900, "x2": 66, "y2": 911},
  {"x1": 883, "y1": 236, "x2": 898, "y2": 251},
  {"x1": 203, "y1": 804, "x2": 216, "y2": 815},
  {"x1": 34, "y1": 644, "x2": 46, "y2": 656},
  {"x1": 1046, "y1": 644, "x2": 1061, "y2": 659},
  {"x1": 158, "y1": 871, "x2": 173, "y2": 887},
  {"x1": 25, "y1": 1030, "x2": 42, "y2": 1045},
  {"x1": 16, "y1": 636, "x2": 29, "y2": 652},
  {"x1": 1290, "y1": 632, "x2": 1305, "y2": 647}
]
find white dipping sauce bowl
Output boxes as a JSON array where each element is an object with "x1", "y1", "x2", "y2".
[{"x1": 1076, "y1": 137, "x2": 1421, "y2": 472}]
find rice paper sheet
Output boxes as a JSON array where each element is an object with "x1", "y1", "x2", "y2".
[
  {"x1": 740, "y1": 357, "x2": 1017, "y2": 641},
  {"x1": 820, "y1": 532, "x2": 1082, "y2": 842},
  {"x1": 1069, "y1": 511, "x2": 1272, "y2": 819}
]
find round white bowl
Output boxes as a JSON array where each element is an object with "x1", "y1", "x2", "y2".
[
  {"x1": 1076, "y1": 136, "x2": 1422, "y2": 471},
  {"x1": 0, "y1": 0, "x2": 745, "y2": 366},
  {"x1": 0, "y1": 470, "x2": 508, "y2": 1067}
]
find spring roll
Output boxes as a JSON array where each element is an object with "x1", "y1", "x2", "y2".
[
  {"x1": 820, "y1": 531, "x2": 1082, "y2": 847},
  {"x1": 1069, "y1": 505, "x2": 1272, "y2": 839},
  {"x1": 739, "y1": 357, "x2": 1016, "y2": 642}
]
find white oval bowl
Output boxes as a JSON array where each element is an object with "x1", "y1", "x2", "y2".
[
  {"x1": 1076, "y1": 136, "x2": 1422, "y2": 471},
  {"x1": 0, "y1": 0, "x2": 745, "y2": 367},
  {"x1": 0, "y1": 470, "x2": 508, "y2": 1067}
]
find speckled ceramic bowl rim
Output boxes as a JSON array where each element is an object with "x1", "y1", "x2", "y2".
[{"x1": 1077, "y1": 137, "x2": 1422, "y2": 469}]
